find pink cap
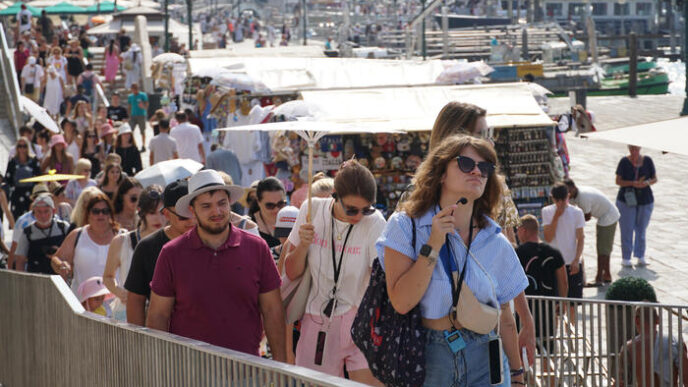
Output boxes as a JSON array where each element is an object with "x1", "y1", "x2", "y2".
[
  {"x1": 49, "y1": 134, "x2": 67, "y2": 148},
  {"x1": 76, "y1": 276, "x2": 114, "y2": 303}
]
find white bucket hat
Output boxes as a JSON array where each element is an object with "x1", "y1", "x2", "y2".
[
  {"x1": 117, "y1": 123, "x2": 132, "y2": 136},
  {"x1": 175, "y1": 169, "x2": 244, "y2": 218}
]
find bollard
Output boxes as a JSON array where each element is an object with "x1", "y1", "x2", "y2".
[{"x1": 628, "y1": 32, "x2": 637, "y2": 98}]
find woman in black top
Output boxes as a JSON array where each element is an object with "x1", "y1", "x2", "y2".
[
  {"x1": 65, "y1": 39, "x2": 84, "y2": 84},
  {"x1": 80, "y1": 129, "x2": 104, "y2": 178},
  {"x1": 5, "y1": 138, "x2": 41, "y2": 220},
  {"x1": 251, "y1": 177, "x2": 286, "y2": 248},
  {"x1": 114, "y1": 124, "x2": 142, "y2": 176}
]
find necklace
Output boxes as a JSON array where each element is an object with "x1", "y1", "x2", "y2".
[{"x1": 333, "y1": 218, "x2": 347, "y2": 240}]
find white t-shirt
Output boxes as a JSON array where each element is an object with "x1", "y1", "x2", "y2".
[
  {"x1": 17, "y1": 9, "x2": 32, "y2": 33},
  {"x1": 541, "y1": 204, "x2": 585, "y2": 265},
  {"x1": 287, "y1": 197, "x2": 386, "y2": 317},
  {"x1": 569, "y1": 186, "x2": 620, "y2": 227},
  {"x1": 148, "y1": 132, "x2": 178, "y2": 164},
  {"x1": 170, "y1": 122, "x2": 203, "y2": 162},
  {"x1": 20, "y1": 64, "x2": 44, "y2": 87}
]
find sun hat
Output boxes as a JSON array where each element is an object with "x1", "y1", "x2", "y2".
[
  {"x1": 117, "y1": 123, "x2": 132, "y2": 136},
  {"x1": 76, "y1": 276, "x2": 114, "y2": 303},
  {"x1": 237, "y1": 180, "x2": 260, "y2": 208},
  {"x1": 100, "y1": 123, "x2": 116, "y2": 138},
  {"x1": 49, "y1": 134, "x2": 67, "y2": 148},
  {"x1": 30, "y1": 184, "x2": 49, "y2": 200},
  {"x1": 175, "y1": 170, "x2": 244, "y2": 218},
  {"x1": 274, "y1": 205, "x2": 299, "y2": 238},
  {"x1": 162, "y1": 180, "x2": 189, "y2": 209},
  {"x1": 32, "y1": 194, "x2": 55, "y2": 209}
]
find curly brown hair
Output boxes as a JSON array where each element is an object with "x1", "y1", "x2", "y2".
[
  {"x1": 401, "y1": 135, "x2": 502, "y2": 229},
  {"x1": 428, "y1": 102, "x2": 487, "y2": 151}
]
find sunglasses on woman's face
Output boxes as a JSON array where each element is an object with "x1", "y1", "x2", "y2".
[
  {"x1": 263, "y1": 200, "x2": 287, "y2": 210},
  {"x1": 340, "y1": 199, "x2": 376, "y2": 217},
  {"x1": 87, "y1": 134, "x2": 97, "y2": 138},
  {"x1": 17, "y1": 144, "x2": 28, "y2": 149},
  {"x1": 90, "y1": 207, "x2": 110, "y2": 216},
  {"x1": 128, "y1": 195, "x2": 138, "y2": 203},
  {"x1": 456, "y1": 156, "x2": 495, "y2": 178}
]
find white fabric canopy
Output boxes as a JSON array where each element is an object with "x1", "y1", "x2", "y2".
[
  {"x1": 582, "y1": 117, "x2": 688, "y2": 156},
  {"x1": 299, "y1": 83, "x2": 554, "y2": 129}
]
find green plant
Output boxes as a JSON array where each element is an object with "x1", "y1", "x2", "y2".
[{"x1": 605, "y1": 276, "x2": 657, "y2": 302}]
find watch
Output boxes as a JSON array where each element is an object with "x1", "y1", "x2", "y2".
[{"x1": 419, "y1": 244, "x2": 439, "y2": 264}]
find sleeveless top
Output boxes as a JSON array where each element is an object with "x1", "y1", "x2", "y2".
[
  {"x1": 71, "y1": 226, "x2": 121, "y2": 295},
  {"x1": 111, "y1": 230, "x2": 140, "y2": 321}
]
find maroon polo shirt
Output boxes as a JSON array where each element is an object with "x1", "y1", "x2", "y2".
[{"x1": 151, "y1": 225, "x2": 281, "y2": 355}]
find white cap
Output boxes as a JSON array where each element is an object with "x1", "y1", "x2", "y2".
[{"x1": 274, "y1": 205, "x2": 299, "y2": 238}]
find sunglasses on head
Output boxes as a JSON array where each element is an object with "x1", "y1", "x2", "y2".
[
  {"x1": 340, "y1": 199, "x2": 376, "y2": 217},
  {"x1": 165, "y1": 207, "x2": 189, "y2": 221},
  {"x1": 90, "y1": 207, "x2": 110, "y2": 216},
  {"x1": 263, "y1": 200, "x2": 287, "y2": 210},
  {"x1": 456, "y1": 156, "x2": 495, "y2": 178}
]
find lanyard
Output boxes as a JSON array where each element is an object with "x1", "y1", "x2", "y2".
[
  {"x1": 323, "y1": 214, "x2": 353, "y2": 317},
  {"x1": 438, "y1": 213, "x2": 474, "y2": 320}
]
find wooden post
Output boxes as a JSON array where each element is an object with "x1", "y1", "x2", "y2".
[
  {"x1": 521, "y1": 27, "x2": 528, "y2": 60},
  {"x1": 306, "y1": 143, "x2": 314, "y2": 222},
  {"x1": 628, "y1": 32, "x2": 637, "y2": 98}
]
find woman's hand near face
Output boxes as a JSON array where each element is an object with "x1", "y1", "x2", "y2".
[{"x1": 427, "y1": 204, "x2": 457, "y2": 251}]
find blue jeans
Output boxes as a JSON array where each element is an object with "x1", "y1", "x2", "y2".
[
  {"x1": 616, "y1": 200, "x2": 654, "y2": 261},
  {"x1": 423, "y1": 329, "x2": 511, "y2": 387}
]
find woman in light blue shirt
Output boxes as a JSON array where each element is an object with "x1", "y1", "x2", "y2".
[{"x1": 377, "y1": 135, "x2": 528, "y2": 386}]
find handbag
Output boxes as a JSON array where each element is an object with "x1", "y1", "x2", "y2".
[
  {"x1": 24, "y1": 83, "x2": 34, "y2": 94},
  {"x1": 624, "y1": 165, "x2": 641, "y2": 207},
  {"x1": 280, "y1": 260, "x2": 311, "y2": 324},
  {"x1": 351, "y1": 218, "x2": 426, "y2": 387}
]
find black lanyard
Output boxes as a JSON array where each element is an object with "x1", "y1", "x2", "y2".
[
  {"x1": 323, "y1": 214, "x2": 353, "y2": 317},
  {"x1": 442, "y1": 214, "x2": 474, "y2": 321}
]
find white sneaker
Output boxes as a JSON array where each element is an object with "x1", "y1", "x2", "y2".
[
  {"x1": 637, "y1": 258, "x2": 649, "y2": 267},
  {"x1": 621, "y1": 260, "x2": 633, "y2": 267}
]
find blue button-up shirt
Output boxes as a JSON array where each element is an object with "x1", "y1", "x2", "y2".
[{"x1": 376, "y1": 209, "x2": 528, "y2": 320}]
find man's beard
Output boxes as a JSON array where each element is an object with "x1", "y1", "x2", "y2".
[{"x1": 197, "y1": 215, "x2": 230, "y2": 235}]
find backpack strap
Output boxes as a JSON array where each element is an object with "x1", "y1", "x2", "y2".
[
  {"x1": 129, "y1": 231, "x2": 138, "y2": 250},
  {"x1": 23, "y1": 223, "x2": 32, "y2": 240},
  {"x1": 74, "y1": 228, "x2": 83, "y2": 249},
  {"x1": 410, "y1": 217, "x2": 416, "y2": 251},
  {"x1": 56, "y1": 220, "x2": 67, "y2": 237}
]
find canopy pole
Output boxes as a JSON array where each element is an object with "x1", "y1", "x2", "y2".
[{"x1": 306, "y1": 142, "x2": 314, "y2": 223}]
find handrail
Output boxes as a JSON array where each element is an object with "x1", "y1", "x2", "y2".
[
  {"x1": 0, "y1": 22, "x2": 23, "y2": 135},
  {"x1": 0, "y1": 270, "x2": 365, "y2": 386}
]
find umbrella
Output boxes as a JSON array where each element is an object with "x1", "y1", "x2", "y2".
[
  {"x1": 44, "y1": 1, "x2": 86, "y2": 14},
  {"x1": 435, "y1": 61, "x2": 494, "y2": 84},
  {"x1": 134, "y1": 158, "x2": 204, "y2": 188},
  {"x1": 0, "y1": 2, "x2": 42, "y2": 16},
  {"x1": 20, "y1": 170, "x2": 85, "y2": 183},
  {"x1": 91, "y1": 15, "x2": 106, "y2": 24},
  {"x1": 582, "y1": 116, "x2": 688, "y2": 156},
  {"x1": 84, "y1": 0, "x2": 125, "y2": 13},
  {"x1": 217, "y1": 119, "x2": 402, "y2": 221},
  {"x1": 152, "y1": 52, "x2": 186, "y2": 64},
  {"x1": 20, "y1": 95, "x2": 59, "y2": 133},
  {"x1": 272, "y1": 100, "x2": 324, "y2": 120}
]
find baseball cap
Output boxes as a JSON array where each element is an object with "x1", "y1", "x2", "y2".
[
  {"x1": 163, "y1": 180, "x2": 189, "y2": 208},
  {"x1": 274, "y1": 205, "x2": 299, "y2": 238},
  {"x1": 32, "y1": 194, "x2": 55, "y2": 209}
]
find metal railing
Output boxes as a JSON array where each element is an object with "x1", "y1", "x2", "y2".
[
  {"x1": 0, "y1": 270, "x2": 364, "y2": 387},
  {"x1": 522, "y1": 295, "x2": 688, "y2": 387},
  {"x1": 0, "y1": 22, "x2": 24, "y2": 134}
]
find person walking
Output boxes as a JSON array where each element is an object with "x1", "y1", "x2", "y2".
[
  {"x1": 112, "y1": 177, "x2": 142, "y2": 231},
  {"x1": 169, "y1": 111, "x2": 205, "y2": 164},
  {"x1": 125, "y1": 181, "x2": 195, "y2": 326},
  {"x1": 615, "y1": 145, "x2": 657, "y2": 267},
  {"x1": 43, "y1": 63, "x2": 65, "y2": 117},
  {"x1": 251, "y1": 177, "x2": 287, "y2": 249},
  {"x1": 14, "y1": 195, "x2": 70, "y2": 273},
  {"x1": 114, "y1": 124, "x2": 142, "y2": 176},
  {"x1": 5, "y1": 137, "x2": 41, "y2": 220},
  {"x1": 20, "y1": 56, "x2": 44, "y2": 102},
  {"x1": 542, "y1": 183, "x2": 585, "y2": 304},
  {"x1": 146, "y1": 170, "x2": 286, "y2": 360},
  {"x1": 103, "y1": 39, "x2": 120, "y2": 89},
  {"x1": 121, "y1": 43, "x2": 142, "y2": 89},
  {"x1": 126, "y1": 83, "x2": 148, "y2": 152},
  {"x1": 284, "y1": 160, "x2": 387, "y2": 383},
  {"x1": 148, "y1": 119, "x2": 178, "y2": 165},
  {"x1": 64, "y1": 158, "x2": 97, "y2": 206},
  {"x1": 564, "y1": 178, "x2": 620, "y2": 285},
  {"x1": 377, "y1": 135, "x2": 527, "y2": 386}
]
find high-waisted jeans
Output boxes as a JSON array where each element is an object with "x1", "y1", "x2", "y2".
[
  {"x1": 616, "y1": 200, "x2": 654, "y2": 261},
  {"x1": 423, "y1": 328, "x2": 511, "y2": 387}
]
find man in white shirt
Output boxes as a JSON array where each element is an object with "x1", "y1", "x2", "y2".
[
  {"x1": 16, "y1": 4, "x2": 33, "y2": 34},
  {"x1": 20, "y1": 56, "x2": 44, "y2": 102},
  {"x1": 148, "y1": 119, "x2": 178, "y2": 165},
  {"x1": 565, "y1": 178, "x2": 621, "y2": 285},
  {"x1": 169, "y1": 111, "x2": 205, "y2": 164},
  {"x1": 542, "y1": 183, "x2": 585, "y2": 300}
]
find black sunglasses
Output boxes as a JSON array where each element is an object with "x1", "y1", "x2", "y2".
[
  {"x1": 128, "y1": 195, "x2": 138, "y2": 203},
  {"x1": 340, "y1": 199, "x2": 376, "y2": 217},
  {"x1": 90, "y1": 207, "x2": 111, "y2": 216},
  {"x1": 165, "y1": 207, "x2": 189, "y2": 221},
  {"x1": 456, "y1": 156, "x2": 495, "y2": 178},
  {"x1": 17, "y1": 144, "x2": 28, "y2": 149},
  {"x1": 263, "y1": 200, "x2": 287, "y2": 210}
]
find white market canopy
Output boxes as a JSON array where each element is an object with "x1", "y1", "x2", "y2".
[
  {"x1": 86, "y1": 15, "x2": 200, "y2": 44},
  {"x1": 187, "y1": 57, "x2": 449, "y2": 93},
  {"x1": 582, "y1": 116, "x2": 688, "y2": 156},
  {"x1": 298, "y1": 83, "x2": 555, "y2": 129}
]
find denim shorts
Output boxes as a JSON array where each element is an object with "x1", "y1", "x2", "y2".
[{"x1": 423, "y1": 328, "x2": 511, "y2": 387}]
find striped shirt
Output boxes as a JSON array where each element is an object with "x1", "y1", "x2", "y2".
[{"x1": 376, "y1": 209, "x2": 528, "y2": 320}]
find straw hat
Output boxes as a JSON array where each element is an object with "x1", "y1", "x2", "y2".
[{"x1": 175, "y1": 170, "x2": 244, "y2": 218}]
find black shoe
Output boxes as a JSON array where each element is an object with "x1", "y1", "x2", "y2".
[{"x1": 140, "y1": 146, "x2": 146, "y2": 152}]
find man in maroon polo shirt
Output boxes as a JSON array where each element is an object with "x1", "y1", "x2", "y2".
[{"x1": 147, "y1": 170, "x2": 286, "y2": 361}]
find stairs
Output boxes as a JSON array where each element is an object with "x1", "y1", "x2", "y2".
[{"x1": 88, "y1": 47, "x2": 126, "y2": 96}]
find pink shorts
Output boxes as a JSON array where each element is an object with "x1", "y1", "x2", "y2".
[{"x1": 295, "y1": 308, "x2": 370, "y2": 376}]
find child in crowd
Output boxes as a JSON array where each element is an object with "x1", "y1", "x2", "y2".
[{"x1": 77, "y1": 276, "x2": 113, "y2": 318}]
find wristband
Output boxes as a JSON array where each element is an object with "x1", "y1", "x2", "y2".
[{"x1": 510, "y1": 368, "x2": 525, "y2": 377}]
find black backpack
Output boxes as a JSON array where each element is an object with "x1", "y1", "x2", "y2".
[{"x1": 351, "y1": 218, "x2": 426, "y2": 387}]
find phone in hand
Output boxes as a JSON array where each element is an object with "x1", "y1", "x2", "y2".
[{"x1": 488, "y1": 337, "x2": 504, "y2": 385}]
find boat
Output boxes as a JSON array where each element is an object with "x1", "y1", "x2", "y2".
[
  {"x1": 433, "y1": 14, "x2": 510, "y2": 29},
  {"x1": 592, "y1": 61, "x2": 669, "y2": 95}
]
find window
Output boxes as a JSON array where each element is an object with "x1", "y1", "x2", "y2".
[
  {"x1": 546, "y1": 3, "x2": 563, "y2": 16},
  {"x1": 591, "y1": 3, "x2": 608, "y2": 16},
  {"x1": 568, "y1": 3, "x2": 586, "y2": 16},
  {"x1": 636, "y1": 3, "x2": 652, "y2": 15},
  {"x1": 614, "y1": 3, "x2": 630, "y2": 15}
]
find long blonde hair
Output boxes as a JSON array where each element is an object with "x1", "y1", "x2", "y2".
[{"x1": 401, "y1": 135, "x2": 502, "y2": 229}]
